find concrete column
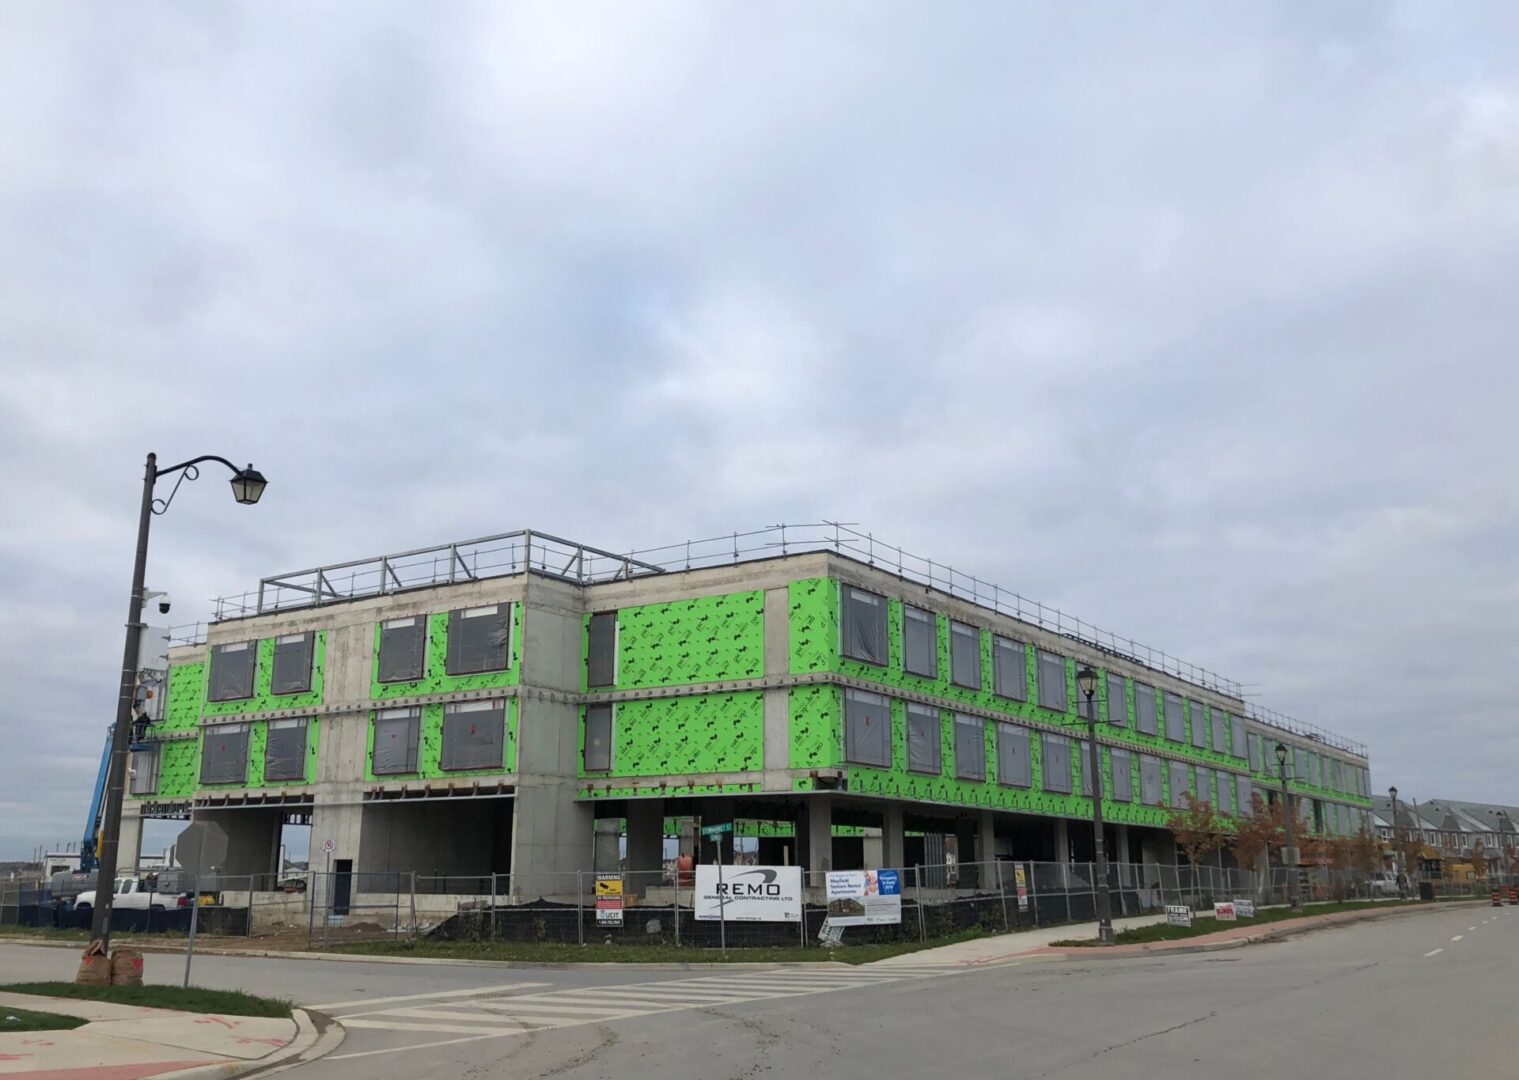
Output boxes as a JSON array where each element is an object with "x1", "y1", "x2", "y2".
[
  {"x1": 511, "y1": 578, "x2": 594, "y2": 899},
  {"x1": 801, "y1": 795, "x2": 834, "y2": 876},
  {"x1": 978, "y1": 810, "x2": 996, "y2": 869},
  {"x1": 310, "y1": 795, "x2": 362, "y2": 871},
  {"x1": 882, "y1": 804, "x2": 906, "y2": 870},
  {"x1": 118, "y1": 807, "x2": 144, "y2": 871},
  {"x1": 862, "y1": 828, "x2": 883, "y2": 870},
  {"x1": 1116, "y1": 824, "x2": 1131, "y2": 866},
  {"x1": 593, "y1": 819, "x2": 622, "y2": 874},
  {"x1": 625, "y1": 800, "x2": 664, "y2": 876},
  {"x1": 762, "y1": 587, "x2": 791, "y2": 791},
  {"x1": 1054, "y1": 818, "x2": 1071, "y2": 864}
]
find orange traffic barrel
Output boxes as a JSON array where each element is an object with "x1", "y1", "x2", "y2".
[
  {"x1": 1508, "y1": 886, "x2": 1518, "y2": 905},
  {"x1": 1493, "y1": 889, "x2": 1504, "y2": 907}
]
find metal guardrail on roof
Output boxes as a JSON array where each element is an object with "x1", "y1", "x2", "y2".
[
  {"x1": 210, "y1": 530, "x2": 668, "y2": 620},
  {"x1": 198, "y1": 520, "x2": 1366, "y2": 758}
]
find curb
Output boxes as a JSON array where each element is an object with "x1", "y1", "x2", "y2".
[
  {"x1": 1048, "y1": 900, "x2": 1493, "y2": 960},
  {"x1": 0, "y1": 935, "x2": 853, "y2": 972},
  {"x1": 156, "y1": 1007, "x2": 343, "y2": 1080}
]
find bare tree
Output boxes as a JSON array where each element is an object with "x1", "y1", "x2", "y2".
[{"x1": 1167, "y1": 795, "x2": 1227, "y2": 905}]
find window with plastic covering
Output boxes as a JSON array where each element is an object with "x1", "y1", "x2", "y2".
[
  {"x1": 1231, "y1": 716, "x2": 1247, "y2": 760},
  {"x1": 1195, "y1": 767, "x2": 1214, "y2": 806},
  {"x1": 844, "y1": 690, "x2": 892, "y2": 768},
  {"x1": 1309, "y1": 754, "x2": 1321, "y2": 787},
  {"x1": 1295, "y1": 747, "x2": 1309, "y2": 783},
  {"x1": 208, "y1": 641, "x2": 256, "y2": 702},
  {"x1": 377, "y1": 617, "x2": 427, "y2": 683},
  {"x1": 1110, "y1": 749, "x2": 1133, "y2": 802},
  {"x1": 584, "y1": 704, "x2": 613, "y2": 772},
  {"x1": 1190, "y1": 702, "x2": 1208, "y2": 748},
  {"x1": 1216, "y1": 772, "x2": 1234, "y2": 815},
  {"x1": 1043, "y1": 734, "x2": 1073, "y2": 794},
  {"x1": 1212, "y1": 710, "x2": 1229, "y2": 754},
  {"x1": 950, "y1": 622, "x2": 981, "y2": 689},
  {"x1": 1169, "y1": 760, "x2": 1191, "y2": 807},
  {"x1": 587, "y1": 611, "x2": 616, "y2": 688},
  {"x1": 442, "y1": 701, "x2": 505, "y2": 770},
  {"x1": 1140, "y1": 755, "x2": 1163, "y2": 805},
  {"x1": 201, "y1": 723, "x2": 250, "y2": 784},
  {"x1": 841, "y1": 587, "x2": 888, "y2": 667},
  {"x1": 1106, "y1": 673, "x2": 1126, "y2": 726},
  {"x1": 1134, "y1": 683, "x2": 1157, "y2": 735},
  {"x1": 903, "y1": 606, "x2": 938, "y2": 678},
  {"x1": 1164, "y1": 692, "x2": 1184, "y2": 742},
  {"x1": 1248, "y1": 733, "x2": 1263, "y2": 772},
  {"x1": 1076, "y1": 739, "x2": 1092, "y2": 797},
  {"x1": 264, "y1": 719, "x2": 308, "y2": 781},
  {"x1": 447, "y1": 605, "x2": 510, "y2": 676},
  {"x1": 373, "y1": 708, "x2": 421, "y2": 775},
  {"x1": 996, "y1": 723, "x2": 1030, "y2": 788},
  {"x1": 954, "y1": 714, "x2": 985, "y2": 780},
  {"x1": 993, "y1": 637, "x2": 1026, "y2": 701},
  {"x1": 129, "y1": 746, "x2": 159, "y2": 795},
  {"x1": 1037, "y1": 650, "x2": 1067, "y2": 712},
  {"x1": 271, "y1": 633, "x2": 315, "y2": 695},
  {"x1": 907, "y1": 704, "x2": 942, "y2": 775}
]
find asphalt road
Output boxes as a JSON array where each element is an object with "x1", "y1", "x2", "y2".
[{"x1": 1, "y1": 903, "x2": 1512, "y2": 1078}]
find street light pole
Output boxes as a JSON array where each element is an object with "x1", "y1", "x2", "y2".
[
  {"x1": 1389, "y1": 786, "x2": 1405, "y2": 899},
  {"x1": 87, "y1": 453, "x2": 267, "y2": 958},
  {"x1": 1276, "y1": 743, "x2": 1302, "y2": 912},
  {"x1": 1076, "y1": 667, "x2": 1114, "y2": 945}
]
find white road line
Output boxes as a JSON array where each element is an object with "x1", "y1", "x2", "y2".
[
  {"x1": 465, "y1": 1000, "x2": 664, "y2": 1016},
  {"x1": 1424, "y1": 948, "x2": 1443, "y2": 956},
  {"x1": 343, "y1": 1020, "x2": 530, "y2": 1036},
  {"x1": 311, "y1": 981, "x2": 549, "y2": 1011},
  {"x1": 1451, "y1": 935, "x2": 1464, "y2": 942},
  {"x1": 1468, "y1": 926, "x2": 1477, "y2": 931}
]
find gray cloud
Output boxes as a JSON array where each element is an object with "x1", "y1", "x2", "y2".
[{"x1": 2, "y1": 2, "x2": 1517, "y2": 857}]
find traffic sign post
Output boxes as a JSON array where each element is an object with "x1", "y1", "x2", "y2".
[
  {"x1": 700, "y1": 822, "x2": 733, "y2": 955},
  {"x1": 175, "y1": 822, "x2": 227, "y2": 989}
]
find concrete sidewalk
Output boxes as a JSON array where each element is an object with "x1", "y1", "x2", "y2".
[
  {"x1": 866, "y1": 913, "x2": 1170, "y2": 968},
  {"x1": 0, "y1": 990, "x2": 335, "y2": 1080}
]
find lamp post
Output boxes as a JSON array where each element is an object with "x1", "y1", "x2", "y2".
[
  {"x1": 1076, "y1": 666, "x2": 1114, "y2": 945},
  {"x1": 1275, "y1": 743, "x2": 1302, "y2": 912},
  {"x1": 1389, "y1": 786, "x2": 1405, "y2": 898},
  {"x1": 87, "y1": 453, "x2": 267, "y2": 958}
]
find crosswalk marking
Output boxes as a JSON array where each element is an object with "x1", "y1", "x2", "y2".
[
  {"x1": 310, "y1": 981, "x2": 550, "y2": 1011},
  {"x1": 322, "y1": 962, "x2": 982, "y2": 1049}
]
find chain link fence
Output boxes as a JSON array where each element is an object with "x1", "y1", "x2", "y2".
[{"x1": 6, "y1": 860, "x2": 1471, "y2": 948}]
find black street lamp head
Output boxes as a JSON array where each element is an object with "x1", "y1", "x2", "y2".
[
  {"x1": 1389, "y1": 785, "x2": 1398, "y2": 801},
  {"x1": 1275, "y1": 742, "x2": 1288, "y2": 766},
  {"x1": 230, "y1": 464, "x2": 267, "y2": 505},
  {"x1": 1075, "y1": 665, "x2": 1098, "y2": 700}
]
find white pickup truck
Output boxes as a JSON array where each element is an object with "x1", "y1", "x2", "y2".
[{"x1": 73, "y1": 875, "x2": 187, "y2": 914}]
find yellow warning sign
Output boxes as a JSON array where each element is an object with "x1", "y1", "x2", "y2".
[{"x1": 594, "y1": 877, "x2": 624, "y2": 898}]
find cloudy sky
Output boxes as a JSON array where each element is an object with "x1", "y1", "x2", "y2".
[{"x1": 2, "y1": 3, "x2": 1516, "y2": 860}]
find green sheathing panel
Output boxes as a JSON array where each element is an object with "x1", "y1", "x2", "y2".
[
  {"x1": 788, "y1": 686, "x2": 841, "y2": 772},
  {"x1": 581, "y1": 692, "x2": 764, "y2": 779},
  {"x1": 371, "y1": 607, "x2": 523, "y2": 700},
  {"x1": 203, "y1": 634, "x2": 327, "y2": 717},
  {"x1": 788, "y1": 578, "x2": 839, "y2": 675},
  {"x1": 364, "y1": 699, "x2": 519, "y2": 782},
  {"x1": 161, "y1": 662, "x2": 206, "y2": 734},
  {"x1": 155, "y1": 741, "x2": 200, "y2": 799},
  {"x1": 597, "y1": 592, "x2": 765, "y2": 691}
]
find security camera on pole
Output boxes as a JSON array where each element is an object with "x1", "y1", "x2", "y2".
[{"x1": 82, "y1": 453, "x2": 267, "y2": 976}]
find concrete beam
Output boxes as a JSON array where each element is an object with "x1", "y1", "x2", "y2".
[{"x1": 882, "y1": 803, "x2": 906, "y2": 870}]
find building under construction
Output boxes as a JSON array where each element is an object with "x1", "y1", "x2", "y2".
[{"x1": 121, "y1": 524, "x2": 1375, "y2": 899}]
